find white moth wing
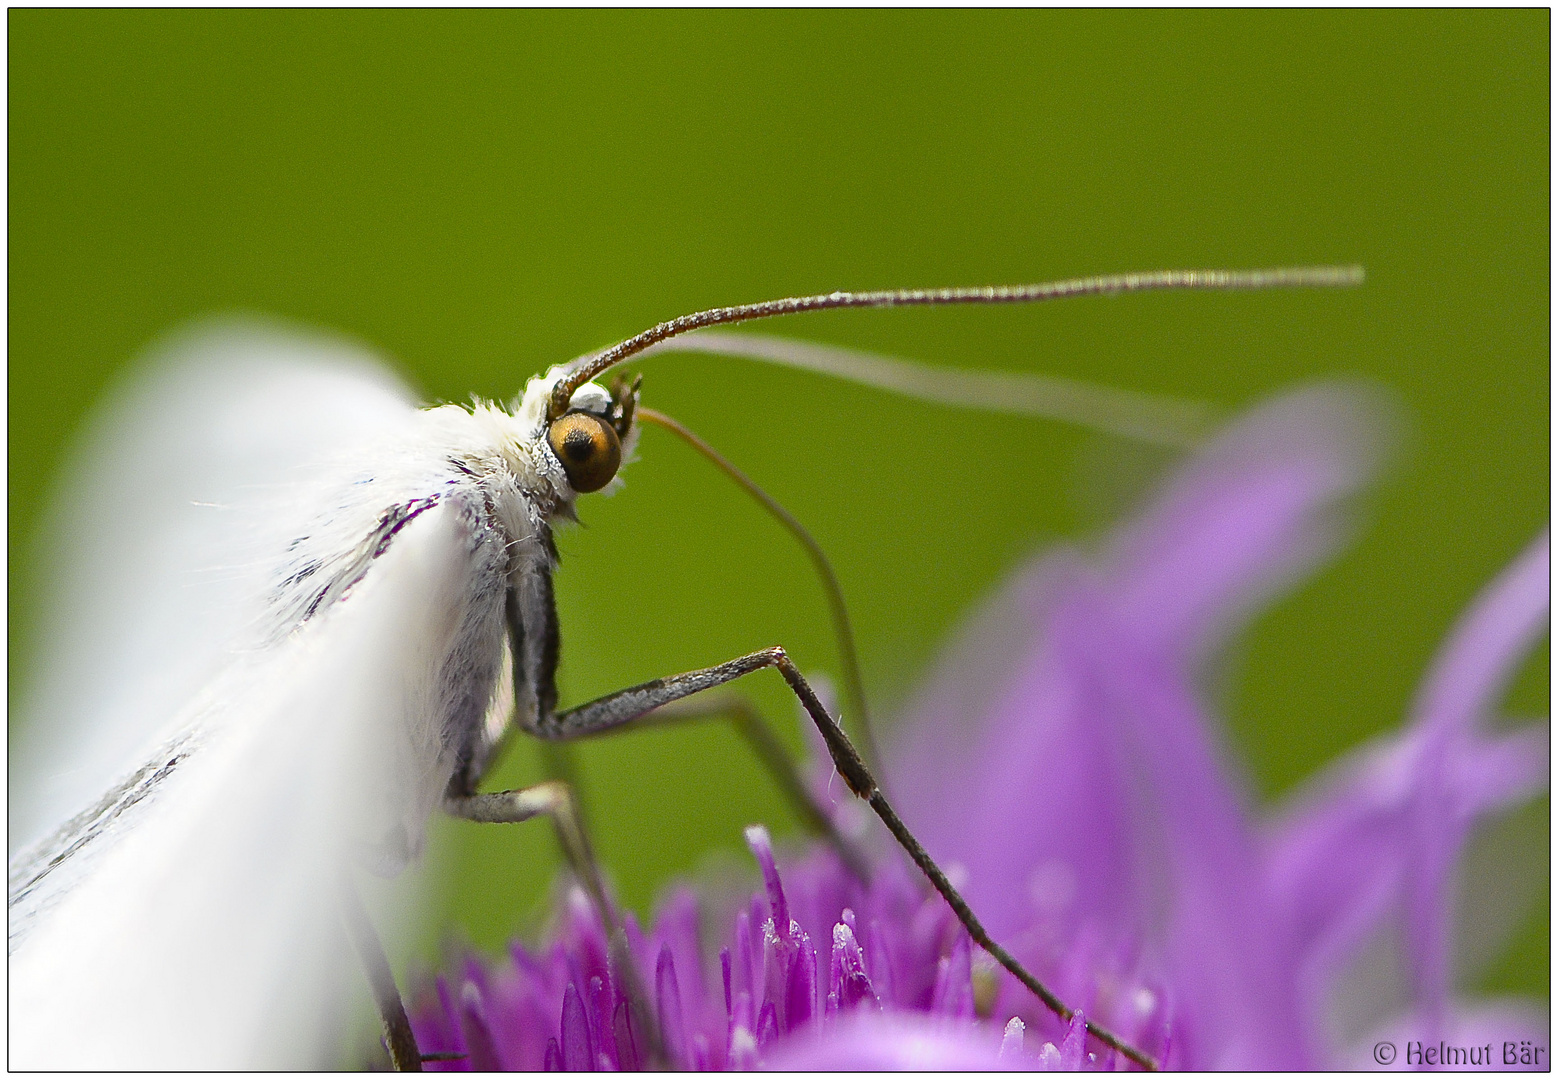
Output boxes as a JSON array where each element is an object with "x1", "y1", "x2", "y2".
[
  {"x1": 10, "y1": 318, "x2": 419, "y2": 849},
  {"x1": 9, "y1": 497, "x2": 501, "y2": 1068},
  {"x1": 10, "y1": 321, "x2": 517, "y2": 1067}
]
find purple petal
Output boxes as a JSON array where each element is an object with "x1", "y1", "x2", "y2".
[
  {"x1": 762, "y1": 1011, "x2": 1018, "y2": 1070},
  {"x1": 734, "y1": 909, "x2": 757, "y2": 1006},
  {"x1": 761, "y1": 919, "x2": 786, "y2": 1029},
  {"x1": 1411, "y1": 531, "x2": 1549, "y2": 745},
  {"x1": 755, "y1": 1000, "x2": 778, "y2": 1048},
  {"x1": 588, "y1": 975, "x2": 616, "y2": 1070},
  {"x1": 744, "y1": 825, "x2": 790, "y2": 938},
  {"x1": 415, "y1": 976, "x2": 470, "y2": 1071},
  {"x1": 727, "y1": 989, "x2": 755, "y2": 1067},
  {"x1": 1265, "y1": 735, "x2": 1431, "y2": 985},
  {"x1": 720, "y1": 947, "x2": 733, "y2": 1019},
  {"x1": 888, "y1": 386, "x2": 1386, "y2": 922},
  {"x1": 1058, "y1": 1010, "x2": 1087, "y2": 1070},
  {"x1": 559, "y1": 886, "x2": 611, "y2": 986},
  {"x1": 831, "y1": 920, "x2": 878, "y2": 1012},
  {"x1": 650, "y1": 886, "x2": 724, "y2": 1065},
  {"x1": 459, "y1": 980, "x2": 503, "y2": 1071},
  {"x1": 998, "y1": 1017, "x2": 1025, "y2": 1062},
  {"x1": 1108, "y1": 385, "x2": 1391, "y2": 661},
  {"x1": 560, "y1": 981, "x2": 592, "y2": 1072},
  {"x1": 651, "y1": 887, "x2": 709, "y2": 1031},
  {"x1": 656, "y1": 945, "x2": 688, "y2": 1069},
  {"x1": 1265, "y1": 531, "x2": 1551, "y2": 1043},
  {"x1": 866, "y1": 919, "x2": 895, "y2": 1006},
  {"x1": 1403, "y1": 531, "x2": 1549, "y2": 1031},
  {"x1": 1451, "y1": 727, "x2": 1549, "y2": 817},
  {"x1": 611, "y1": 998, "x2": 639, "y2": 1073},
  {"x1": 621, "y1": 910, "x2": 650, "y2": 989},
  {"x1": 727, "y1": 1003, "x2": 759, "y2": 1072},
  {"x1": 930, "y1": 931, "x2": 973, "y2": 1019},
  {"x1": 785, "y1": 927, "x2": 816, "y2": 1032},
  {"x1": 433, "y1": 977, "x2": 466, "y2": 1051},
  {"x1": 883, "y1": 385, "x2": 1389, "y2": 1066}
]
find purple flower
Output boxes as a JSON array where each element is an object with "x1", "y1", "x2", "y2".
[{"x1": 410, "y1": 385, "x2": 1548, "y2": 1070}]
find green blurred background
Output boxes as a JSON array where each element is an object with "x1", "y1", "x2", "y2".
[{"x1": 9, "y1": 10, "x2": 1548, "y2": 1003}]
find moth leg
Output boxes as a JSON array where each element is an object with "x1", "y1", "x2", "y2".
[
  {"x1": 539, "y1": 647, "x2": 1160, "y2": 1071},
  {"x1": 578, "y1": 692, "x2": 872, "y2": 882},
  {"x1": 444, "y1": 781, "x2": 608, "y2": 921},
  {"x1": 444, "y1": 781, "x2": 667, "y2": 1069},
  {"x1": 339, "y1": 874, "x2": 422, "y2": 1072}
]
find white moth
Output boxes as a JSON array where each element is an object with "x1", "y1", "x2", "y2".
[{"x1": 7, "y1": 270, "x2": 1360, "y2": 1069}]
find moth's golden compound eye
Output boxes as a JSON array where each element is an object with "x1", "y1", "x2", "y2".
[{"x1": 547, "y1": 411, "x2": 621, "y2": 493}]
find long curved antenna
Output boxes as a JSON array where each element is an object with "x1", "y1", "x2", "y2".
[
  {"x1": 548, "y1": 265, "x2": 1365, "y2": 418},
  {"x1": 636, "y1": 406, "x2": 880, "y2": 771},
  {"x1": 642, "y1": 331, "x2": 1213, "y2": 448}
]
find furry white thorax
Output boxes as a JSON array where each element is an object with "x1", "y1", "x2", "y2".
[{"x1": 267, "y1": 364, "x2": 635, "y2": 639}]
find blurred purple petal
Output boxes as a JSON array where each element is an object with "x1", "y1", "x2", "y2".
[
  {"x1": 559, "y1": 982, "x2": 590, "y2": 1072},
  {"x1": 612, "y1": 997, "x2": 639, "y2": 1072},
  {"x1": 1098, "y1": 386, "x2": 1387, "y2": 661},
  {"x1": 1451, "y1": 727, "x2": 1549, "y2": 816},
  {"x1": 459, "y1": 979, "x2": 503, "y2": 1071},
  {"x1": 1403, "y1": 531, "x2": 1549, "y2": 1037},
  {"x1": 887, "y1": 385, "x2": 1390, "y2": 1065},
  {"x1": 761, "y1": 1011, "x2": 1016, "y2": 1070},
  {"x1": 998, "y1": 1016, "x2": 1026, "y2": 1061},
  {"x1": 656, "y1": 946, "x2": 687, "y2": 1069},
  {"x1": 1267, "y1": 530, "x2": 1550, "y2": 1047},
  {"x1": 1058, "y1": 1009, "x2": 1089, "y2": 1070},
  {"x1": 1412, "y1": 531, "x2": 1549, "y2": 745}
]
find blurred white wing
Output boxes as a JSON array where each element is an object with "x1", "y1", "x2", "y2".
[
  {"x1": 10, "y1": 319, "x2": 419, "y2": 848},
  {"x1": 9, "y1": 322, "x2": 510, "y2": 1068}
]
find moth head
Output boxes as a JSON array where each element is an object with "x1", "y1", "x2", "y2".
[{"x1": 546, "y1": 373, "x2": 639, "y2": 494}]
